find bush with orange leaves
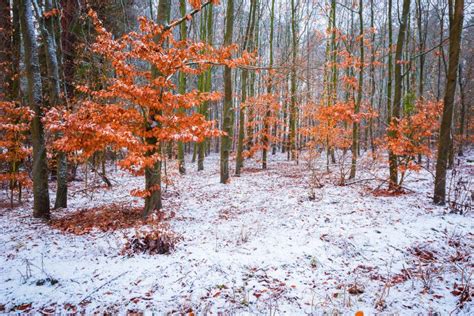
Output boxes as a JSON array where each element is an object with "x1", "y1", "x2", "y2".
[
  {"x1": 302, "y1": 101, "x2": 376, "y2": 185},
  {"x1": 48, "y1": 10, "x2": 250, "y2": 199},
  {"x1": 386, "y1": 99, "x2": 442, "y2": 184},
  {"x1": 0, "y1": 101, "x2": 32, "y2": 206},
  {"x1": 243, "y1": 93, "x2": 282, "y2": 159}
]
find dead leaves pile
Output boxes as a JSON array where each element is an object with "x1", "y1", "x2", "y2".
[{"x1": 50, "y1": 203, "x2": 155, "y2": 235}]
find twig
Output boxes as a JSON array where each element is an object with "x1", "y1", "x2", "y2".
[{"x1": 79, "y1": 271, "x2": 128, "y2": 304}]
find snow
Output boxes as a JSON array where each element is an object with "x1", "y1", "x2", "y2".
[{"x1": 0, "y1": 152, "x2": 473, "y2": 314}]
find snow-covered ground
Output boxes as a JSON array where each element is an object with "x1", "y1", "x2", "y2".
[{"x1": 1, "y1": 152, "x2": 473, "y2": 314}]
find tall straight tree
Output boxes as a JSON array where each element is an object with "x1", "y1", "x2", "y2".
[
  {"x1": 236, "y1": 0, "x2": 257, "y2": 176},
  {"x1": 262, "y1": 0, "x2": 275, "y2": 169},
  {"x1": 289, "y1": 0, "x2": 298, "y2": 160},
  {"x1": 349, "y1": 0, "x2": 365, "y2": 179},
  {"x1": 197, "y1": 4, "x2": 214, "y2": 171},
  {"x1": 18, "y1": 0, "x2": 51, "y2": 218},
  {"x1": 220, "y1": 0, "x2": 234, "y2": 183},
  {"x1": 387, "y1": 0, "x2": 393, "y2": 181},
  {"x1": 388, "y1": 0, "x2": 411, "y2": 189},
  {"x1": 177, "y1": 0, "x2": 187, "y2": 175},
  {"x1": 434, "y1": 0, "x2": 464, "y2": 204}
]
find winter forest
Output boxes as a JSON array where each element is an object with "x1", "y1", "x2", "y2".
[{"x1": 0, "y1": 0, "x2": 473, "y2": 313}]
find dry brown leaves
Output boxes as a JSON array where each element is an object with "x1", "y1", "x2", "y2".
[{"x1": 50, "y1": 203, "x2": 162, "y2": 235}]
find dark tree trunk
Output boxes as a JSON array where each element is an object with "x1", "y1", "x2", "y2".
[
  {"x1": 388, "y1": 0, "x2": 411, "y2": 190},
  {"x1": 19, "y1": 0, "x2": 51, "y2": 218},
  {"x1": 434, "y1": 0, "x2": 464, "y2": 204},
  {"x1": 220, "y1": 0, "x2": 234, "y2": 184},
  {"x1": 143, "y1": 0, "x2": 170, "y2": 217}
]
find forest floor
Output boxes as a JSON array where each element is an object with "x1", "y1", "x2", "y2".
[{"x1": 0, "y1": 151, "x2": 473, "y2": 314}]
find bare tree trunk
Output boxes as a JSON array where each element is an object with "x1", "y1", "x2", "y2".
[
  {"x1": 236, "y1": 0, "x2": 257, "y2": 176},
  {"x1": 19, "y1": 0, "x2": 51, "y2": 218},
  {"x1": 457, "y1": 63, "x2": 466, "y2": 156},
  {"x1": 262, "y1": 0, "x2": 275, "y2": 169},
  {"x1": 388, "y1": 0, "x2": 410, "y2": 190},
  {"x1": 289, "y1": 0, "x2": 297, "y2": 161},
  {"x1": 38, "y1": 0, "x2": 69, "y2": 209},
  {"x1": 349, "y1": 0, "x2": 364, "y2": 179},
  {"x1": 434, "y1": 0, "x2": 464, "y2": 204},
  {"x1": 220, "y1": 0, "x2": 234, "y2": 184},
  {"x1": 177, "y1": 0, "x2": 187, "y2": 175}
]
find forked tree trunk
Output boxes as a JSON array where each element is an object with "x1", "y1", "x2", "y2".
[{"x1": 39, "y1": 0, "x2": 69, "y2": 209}]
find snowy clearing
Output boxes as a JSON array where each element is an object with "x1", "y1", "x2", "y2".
[{"x1": 1, "y1": 153, "x2": 473, "y2": 314}]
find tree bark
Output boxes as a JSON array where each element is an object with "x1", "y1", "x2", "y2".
[
  {"x1": 262, "y1": 0, "x2": 275, "y2": 169},
  {"x1": 388, "y1": 0, "x2": 411, "y2": 190},
  {"x1": 19, "y1": 0, "x2": 51, "y2": 218},
  {"x1": 177, "y1": 0, "x2": 187, "y2": 175},
  {"x1": 289, "y1": 0, "x2": 298, "y2": 161},
  {"x1": 349, "y1": 0, "x2": 364, "y2": 179},
  {"x1": 236, "y1": 0, "x2": 257, "y2": 176},
  {"x1": 220, "y1": 0, "x2": 234, "y2": 184},
  {"x1": 434, "y1": 0, "x2": 464, "y2": 204},
  {"x1": 143, "y1": 0, "x2": 170, "y2": 217}
]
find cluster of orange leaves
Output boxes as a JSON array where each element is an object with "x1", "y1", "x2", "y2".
[
  {"x1": 243, "y1": 93, "x2": 282, "y2": 158},
  {"x1": 386, "y1": 99, "x2": 443, "y2": 172},
  {"x1": 188, "y1": 0, "x2": 220, "y2": 10},
  {"x1": 301, "y1": 101, "x2": 376, "y2": 150},
  {"x1": 0, "y1": 101, "x2": 32, "y2": 187}
]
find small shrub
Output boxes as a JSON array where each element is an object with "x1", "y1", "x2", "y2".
[{"x1": 121, "y1": 224, "x2": 180, "y2": 256}]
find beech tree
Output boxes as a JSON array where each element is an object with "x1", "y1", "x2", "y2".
[
  {"x1": 220, "y1": 0, "x2": 234, "y2": 184},
  {"x1": 434, "y1": 0, "x2": 465, "y2": 204},
  {"x1": 19, "y1": 0, "x2": 51, "y2": 219},
  {"x1": 54, "y1": 3, "x2": 246, "y2": 217}
]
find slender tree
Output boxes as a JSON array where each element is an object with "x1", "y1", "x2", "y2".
[
  {"x1": 289, "y1": 0, "x2": 298, "y2": 160},
  {"x1": 220, "y1": 0, "x2": 234, "y2": 183},
  {"x1": 262, "y1": 0, "x2": 275, "y2": 169},
  {"x1": 349, "y1": 0, "x2": 365, "y2": 179},
  {"x1": 388, "y1": 0, "x2": 411, "y2": 189},
  {"x1": 236, "y1": 0, "x2": 257, "y2": 176},
  {"x1": 177, "y1": 0, "x2": 187, "y2": 175}
]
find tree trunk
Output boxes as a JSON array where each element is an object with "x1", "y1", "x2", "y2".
[
  {"x1": 0, "y1": 0, "x2": 12, "y2": 98},
  {"x1": 262, "y1": 0, "x2": 275, "y2": 169},
  {"x1": 143, "y1": 0, "x2": 170, "y2": 217},
  {"x1": 39, "y1": 0, "x2": 69, "y2": 209},
  {"x1": 457, "y1": 63, "x2": 466, "y2": 156},
  {"x1": 198, "y1": 4, "x2": 214, "y2": 171},
  {"x1": 19, "y1": 0, "x2": 51, "y2": 218},
  {"x1": 236, "y1": 0, "x2": 257, "y2": 176},
  {"x1": 177, "y1": 0, "x2": 187, "y2": 175},
  {"x1": 434, "y1": 0, "x2": 464, "y2": 204},
  {"x1": 220, "y1": 0, "x2": 234, "y2": 184},
  {"x1": 289, "y1": 0, "x2": 297, "y2": 161},
  {"x1": 349, "y1": 0, "x2": 364, "y2": 179},
  {"x1": 388, "y1": 0, "x2": 410, "y2": 190}
]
